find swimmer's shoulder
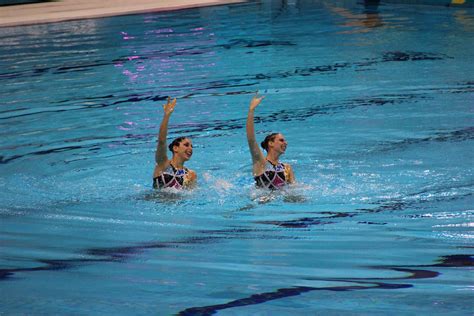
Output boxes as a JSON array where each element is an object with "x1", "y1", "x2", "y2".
[
  {"x1": 187, "y1": 168, "x2": 197, "y2": 180},
  {"x1": 283, "y1": 163, "x2": 296, "y2": 184},
  {"x1": 153, "y1": 159, "x2": 172, "y2": 178},
  {"x1": 184, "y1": 168, "x2": 197, "y2": 187}
]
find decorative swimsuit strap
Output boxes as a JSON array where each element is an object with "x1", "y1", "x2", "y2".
[
  {"x1": 171, "y1": 163, "x2": 188, "y2": 175},
  {"x1": 267, "y1": 159, "x2": 285, "y2": 172}
]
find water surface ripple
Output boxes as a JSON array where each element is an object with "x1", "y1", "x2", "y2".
[{"x1": 0, "y1": 1, "x2": 473, "y2": 314}]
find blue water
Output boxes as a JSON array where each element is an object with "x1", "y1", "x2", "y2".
[{"x1": 1, "y1": 0, "x2": 473, "y2": 314}]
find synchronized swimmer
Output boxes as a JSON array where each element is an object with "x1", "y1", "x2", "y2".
[
  {"x1": 246, "y1": 92, "x2": 295, "y2": 189},
  {"x1": 153, "y1": 97, "x2": 197, "y2": 189},
  {"x1": 153, "y1": 93, "x2": 295, "y2": 190}
]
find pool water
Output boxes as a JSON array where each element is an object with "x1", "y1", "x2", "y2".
[{"x1": 1, "y1": 0, "x2": 473, "y2": 314}]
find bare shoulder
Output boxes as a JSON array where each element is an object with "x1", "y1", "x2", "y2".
[
  {"x1": 187, "y1": 169, "x2": 197, "y2": 181},
  {"x1": 184, "y1": 168, "x2": 197, "y2": 188},
  {"x1": 153, "y1": 160, "x2": 170, "y2": 178},
  {"x1": 284, "y1": 162, "x2": 293, "y2": 173},
  {"x1": 284, "y1": 163, "x2": 296, "y2": 183},
  {"x1": 253, "y1": 158, "x2": 267, "y2": 177}
]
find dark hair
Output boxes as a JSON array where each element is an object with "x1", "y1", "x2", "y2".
[
  {"x1": 260, "y1": 133, "x2": 279, "y2": 152},
  {"x1": 168, "y1": 136, "x2": 187, "y2": 153}
]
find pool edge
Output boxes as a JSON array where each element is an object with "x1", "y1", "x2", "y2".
[{"x1": 0, "y1": 0, "x2": 246, "y2": 28}]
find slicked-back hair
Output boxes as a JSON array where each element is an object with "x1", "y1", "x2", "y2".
[
  {"x1": 261, "y1": 133, "x2": 280, "y2": 152},
  {"x1": 168, "y1": 136, "x2": 187, "y2": 153}
]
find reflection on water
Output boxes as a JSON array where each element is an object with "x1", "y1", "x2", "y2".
[{"x1": 326, "y1": 0, "x2": 384, "y2": 34}]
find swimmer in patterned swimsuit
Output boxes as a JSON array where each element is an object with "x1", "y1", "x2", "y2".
[
  {"x1": 153, "y1": 97, "x2": 196, "y2": 189},
  {"x1": 246, "y1": 92, "x2": 295, "y2": 189}
]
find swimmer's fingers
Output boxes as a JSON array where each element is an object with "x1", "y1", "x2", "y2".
[
  {"x1": 163, "y1": 97, "x2": 177, "y2": 115},
  {"x1": 162, "y1": 97, "x2": 171, "y2": 109},
  {"x1": 249, "y1": 93, "x2": 265, "y2": 110},
  {"x1": 171, "y1": 97, "x2": 177, "y2": 106},
  {"x1": 253, "y1": 91, "x2": 264, "y2": 100}
]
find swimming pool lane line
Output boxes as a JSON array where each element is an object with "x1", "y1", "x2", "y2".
[
  {"x1": 1, "y1": 81, "x2": 471, "y2": 166},
  {"x1": 1, "y1": 172, "x2": 472, "y2": 281},
  {"x1": 176, "y1": 255, "x2": 473, "y2": 316}
]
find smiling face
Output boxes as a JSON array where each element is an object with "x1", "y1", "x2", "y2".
[
  {"x1": 268, "y1": 133, "x2": 287, "y2": 154},
  {"x1": 172, "y1": 138, "x2": 193, "y2": 161}
]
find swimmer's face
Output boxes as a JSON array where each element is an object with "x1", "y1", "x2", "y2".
[
  {"x1": 173, "y1": 138, "x2": 193, "y2": 161},
  {"x1": 268, "y1": 133, "x2": 287, "y2": 154}
]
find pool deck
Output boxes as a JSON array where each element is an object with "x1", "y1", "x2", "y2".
[{"x1": 0, "y1": 0, "x2": 245, "y2": 27}]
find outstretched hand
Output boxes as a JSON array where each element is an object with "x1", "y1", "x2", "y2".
[
  {"x1": 163, "y1": 97, "x2": 177, "y2": 115},
  {"x1": 249, "y1": 92, "x2": 265, "y2": 111}
]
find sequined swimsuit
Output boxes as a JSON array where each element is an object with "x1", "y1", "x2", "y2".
[{"x1": 254, "y1": 160, "x2": 291, "y2": 190}]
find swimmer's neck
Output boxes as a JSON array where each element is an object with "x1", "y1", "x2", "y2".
[
  {"x1": 266, "y1": 152, "x2": 281, "y2": 165},
  {"x1": 170, "y1": 157, "x2": 185, "y2": 169}
]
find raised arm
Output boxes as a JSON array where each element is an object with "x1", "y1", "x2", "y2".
[
  {"x1": 246, "y1": 92, "x2": 266, "y2": 175},
  {"x1": 155, "y1": 97, "x2": 177, "y2": 167}
]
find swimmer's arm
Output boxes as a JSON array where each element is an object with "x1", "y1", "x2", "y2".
[
  {"x1": 287, "y1": 164, "x2": 296, "y2": 184},
  {"x1": 155, "y1": 97, "x2": 177, "y2": 167},
  {"x1": 246, "y1": 93, "x2": 266, "y2": 174},
  {"x1": 183, "y1": 169, "x2": 197, "y2": 188}
]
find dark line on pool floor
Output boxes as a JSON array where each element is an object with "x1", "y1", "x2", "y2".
[
  {"x1": 1, "y1": 37, "x2": 296, "y2": 83},
  {"x1": 176, "y1": 255, "x2": 473, "y2": 316},
  {"x1": 0, "y1": 185, "x2": 471, "y2": 283},
  {"x1": 0, "y1": 49, "x2": 450, "y2": 83},
  {"x1": 0, "y1": 227, "x2": 278, "y2": 281},
  {"x1": 252, "y1": 186, "x2": 472, "y2": 230},
  {"x1": 2, "y1": 51, "x2": 464, "y2": 124},
  {"x1": 2, "y1": 87, "x2": 472, "y2": 165},
  {"x1": 177, "y1": 284, "x2": 410, "y2": 316}
]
